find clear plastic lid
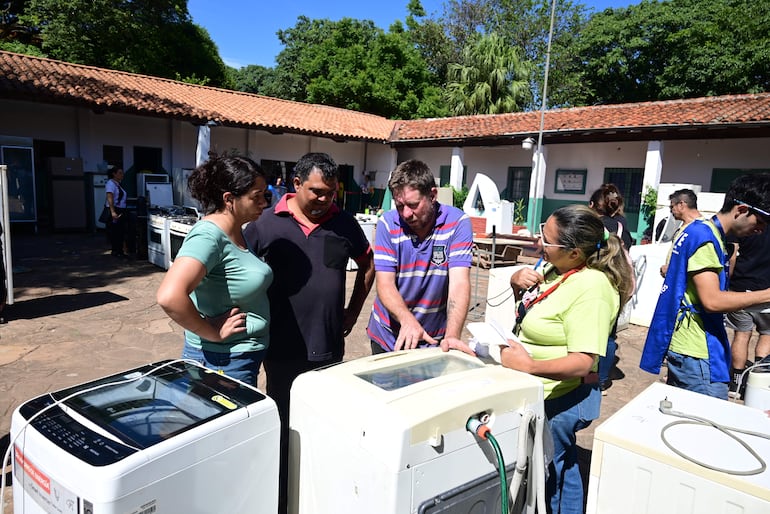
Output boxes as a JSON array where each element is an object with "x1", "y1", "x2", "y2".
[{"x1": 356, "y1": 353, "x2": 483, "y2": 391}]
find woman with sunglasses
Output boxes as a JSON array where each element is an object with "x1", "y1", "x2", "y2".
[{"x1": 503, "y1": 204, "x2": 634, "y2": 514}]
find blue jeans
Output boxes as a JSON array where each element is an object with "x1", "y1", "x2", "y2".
[
  {"x1": 665, "y1": 350, "x2": 728, "y2": 400},
  {"x1": 545, "y1": 383, "x2": 601, "y2": 514},
  {"x1": 182, "y1": 340, "x2": 265, "y2": 387},
  {"x1": 598, "y1": 336, "x2": 617, "y2": 384}
]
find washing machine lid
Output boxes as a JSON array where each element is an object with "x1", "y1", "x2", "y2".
[
  {"x1": 355, "y1": 352, "x2": 484, "y2": 391},
  {"x1": 21, "y1": 360, "x2": 266, "y2": 457}
]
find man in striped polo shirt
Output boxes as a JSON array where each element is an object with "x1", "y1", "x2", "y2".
[{"x1": 367, "y1": 159, "x2": 474, "y2": 354}]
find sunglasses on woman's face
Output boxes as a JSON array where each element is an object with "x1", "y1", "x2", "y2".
[{"x1": 539, "y1": 223, "x2": 568, "y2": 249}]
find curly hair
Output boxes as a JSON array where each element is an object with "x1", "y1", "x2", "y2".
[
  {"x1": 188, "y1": 156, "x2": 264, "y2": 214},
  {"x1": 588, "y1": 183, "x2": 625, "y2": 218},
  {"x1": 550, "y1": 204, "x2": 635, "y2": 305}
]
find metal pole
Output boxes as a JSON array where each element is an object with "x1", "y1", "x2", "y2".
[{"x1": 527, "y1": 0, "x2": 558, "y2": 234}]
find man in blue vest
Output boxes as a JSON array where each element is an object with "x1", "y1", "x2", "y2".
[{"x1": 641, "y1": 174, "x2": 770, "y2": 399}]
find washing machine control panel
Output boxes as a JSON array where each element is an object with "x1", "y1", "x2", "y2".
[{"x1": 19, "y1": 396, "x2": 137, "y2": 466}]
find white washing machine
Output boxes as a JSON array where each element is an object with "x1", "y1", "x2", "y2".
[
  {"x1": 347, "y1": 213, "x2": 378, "y2": 271},
  {"x1": 289, "y1": 348, "x2": 545, "y2": 514},
  {"x1": 586, "y1": 382, "x2": 770, "y2": 513},
  {"x1": 11, "y1": 360, "x2": 279, "y2": 514}
]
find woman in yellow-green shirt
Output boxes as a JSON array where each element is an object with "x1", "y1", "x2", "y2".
[{"x1": 503, "y1": 204, "x2": 634, "y2": 514}]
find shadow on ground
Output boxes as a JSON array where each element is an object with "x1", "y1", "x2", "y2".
[{"x1": 5, "y1": 291, "x2": 126, "y2": 319}]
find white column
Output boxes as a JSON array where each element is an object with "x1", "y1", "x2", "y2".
[
  {"x1": 450, "y1": 147, "x2": 464, "y2": 189},
  {"x1": 642, "y1": 140, "x2": 664, "y2": 191},
  {"x1": 639, "y1": 140, "x2": 664, "y2": 235},
  {"x1": 195, "y1": 125, "x2": 211, "y2": 167},
  {"x1": 526, "y1": 144, "x2": 548, "y2": 232}
]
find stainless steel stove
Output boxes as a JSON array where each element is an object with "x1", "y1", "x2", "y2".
[
  {"x1": 168, "y1": 216, "x2": 198, "y2": 266},
  {"x1": 147, "y1": 206, "x2": 199, "y2": 269}
]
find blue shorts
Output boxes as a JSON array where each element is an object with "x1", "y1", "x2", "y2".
[
  {"x1": 665, "y1": 350, "x2": 728, "y2": 400},
  {"x1": 182, "y1": 340, "x2": 265, "y2": 387}
]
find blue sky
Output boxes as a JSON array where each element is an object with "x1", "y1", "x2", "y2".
[{"x1": 188, "y1": 0, "x2": 635, "y2": 69}]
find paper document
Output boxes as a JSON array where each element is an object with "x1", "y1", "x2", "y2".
[
  {"x1": 466, "y1": 320, "x2": 527, "y2": 363},
  {"x1": 467, "y1": 319, "x2": 519, "y2": 346}
]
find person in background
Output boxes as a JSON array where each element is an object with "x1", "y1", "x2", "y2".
[
  {"x1": 590, "y1": 183, "x2": 632, "y2": 249},
  {"x1": 267, "y1": 176, "x2": 287, "y2": 207},
  {"x1": 243, "y1": 152, "x2": 374, "y2": 514},
  {"x1": 503, "y1": 205, "x2": 634, "y2": 514},
  {"x1": 360, "y1": 172, "x2": 371, "y2": 210},
  {"x1": 104, "y1": 166, "x2": 135, "y2": 258},
  {"x1": 367, "y1": 159, "x2": 473, "y2": 353},
  {"x1": 588, "y1": 184, "x2": 634, "y2": 393},
  {"x1": 156, "y1": 156, "x2": 271, "y2": 386},
  {"x1": 641, "y1": 174, "x2": 770, "y2": 399},
  {"x1": 660, "y1": 188, "x2": 702, "y2": 277},
  {"x1": 336, "y1": 179, "x2": 345, "y2": 209},
  {"x1": 726, "y1": 227, "x2": 770, "y2": 397}
]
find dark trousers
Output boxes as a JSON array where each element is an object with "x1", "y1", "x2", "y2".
[
  {"x1": 106, "y1": 209, "x2": 136, "y2": 255},
  {"x1": 264, "y1": 357, "x2": 340, "y2": 514}
]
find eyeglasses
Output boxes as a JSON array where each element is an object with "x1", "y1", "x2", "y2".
[
  {"x1": 735, "y1": 200, "x2": 770, "y2": 225},
  {"x1": 539, "y1": 223, "x2": 569, "y2": 249},
  {"x1": 669, "y1": 200, "x2": 684, "y2": 211}
]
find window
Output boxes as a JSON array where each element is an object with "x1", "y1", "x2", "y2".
[
  {"x1": 439, "y1": 165, "x2": 467, "y2": 187},
  {"x1": 103, "y1": 145, "x2": 123, "y2": 169},
  {"x1": 133, "y1": 146, "x2": 162, "y2": 174},
  {"x1": 504, "y1": 167, "x2": 531, "y2": 201},
  {"x1": 604, "y1": 168, "x2": 644, "y2": 213},
  {"x1": 710, "y1": 168, "x2": 770, "y2": 193}
]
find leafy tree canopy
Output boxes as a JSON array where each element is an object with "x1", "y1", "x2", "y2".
[
  {"x1": 409, "y1": 0, "x2": 590, "y2": 109},
  {"x1": 227, "y1": 64, "x2": 280, "y2": 97},
  {"x1": 15, "y1": 0, "x2": 230, "y2": 87},
  {"x1": 446, "y1": 31, "x2": 532, "y2": 114},
  {"x1": 272, "y1": 16, "x2": 447, "y2": 119},
  {"x1": 572, "y1": 0, "x2": 770, "y2": 104}
]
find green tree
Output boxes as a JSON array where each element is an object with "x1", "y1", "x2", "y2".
[
  {"x1": 272, "y1": 16, "x2": 447, "y2": 119},
  {"x1": 0, "y1": 0, "x2": 42, "y2": 54},
  {"x1": 228, "y1": 64, "x2": 280, "y2": 96},
  {"x1": 572, "y1": 0, "x2": 770, "y2": 105},
  {"x1": 411, "y1": 0, "x2": 589, "y2": 109},
  {"x1": 446, "y1": 31, "x2": 532, "y2": 114},
  {"x1": 17, "y1": 0, "x2": 230, "y2": 87}
]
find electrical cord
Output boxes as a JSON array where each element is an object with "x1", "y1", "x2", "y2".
[
  {"x1": 486, "y1": 286, "x2": 515, "y2": 307},
  {"x1": 733, "y1": 361, "x2": 770, "y2": 402},
  {"x1": 1, "y1": 358, "x2": 203, "y2": 511},
  {"x1": 658, "y1": 397, "x2": 770, "y2": 476}
]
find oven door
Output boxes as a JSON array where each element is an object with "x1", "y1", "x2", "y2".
[
  {"x1": 169, "y1": 229, "x2": 186, "y2": 266},
  {"x1": 147, "y1": 222, "x2": 168, "y2": 269}
]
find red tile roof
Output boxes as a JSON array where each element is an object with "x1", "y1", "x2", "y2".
[
  {"x1": 393, "y1": 94, "x2": 770, "y2": 143},
  {"x1": 1, "y1": 51, "x2": 769, "y2": 145},
  {"x1": 0, "y1": 51, "x2": 395, "y2": 142}
]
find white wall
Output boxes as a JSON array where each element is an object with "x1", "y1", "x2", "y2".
[
  {"x1": 659, "y1": 138, "x2": 770, "y2": 188},
  {"x1": 399, "y1": 138, "x2": 770, "y2": 206},
  {"x1": 4, "y1": 96, "x2": 770, "y2": 212}
]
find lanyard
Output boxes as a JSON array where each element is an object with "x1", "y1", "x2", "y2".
[
  {"x1": 523, "y1": 264, "x2": 585, "y2": 311},
  {"x1": 516, "y1": 264, "x2": 586, "y2": 327}
]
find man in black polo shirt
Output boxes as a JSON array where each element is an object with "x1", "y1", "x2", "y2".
[{"x1": 243, "y1": 152, "x2": 374, "y2": 513}]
